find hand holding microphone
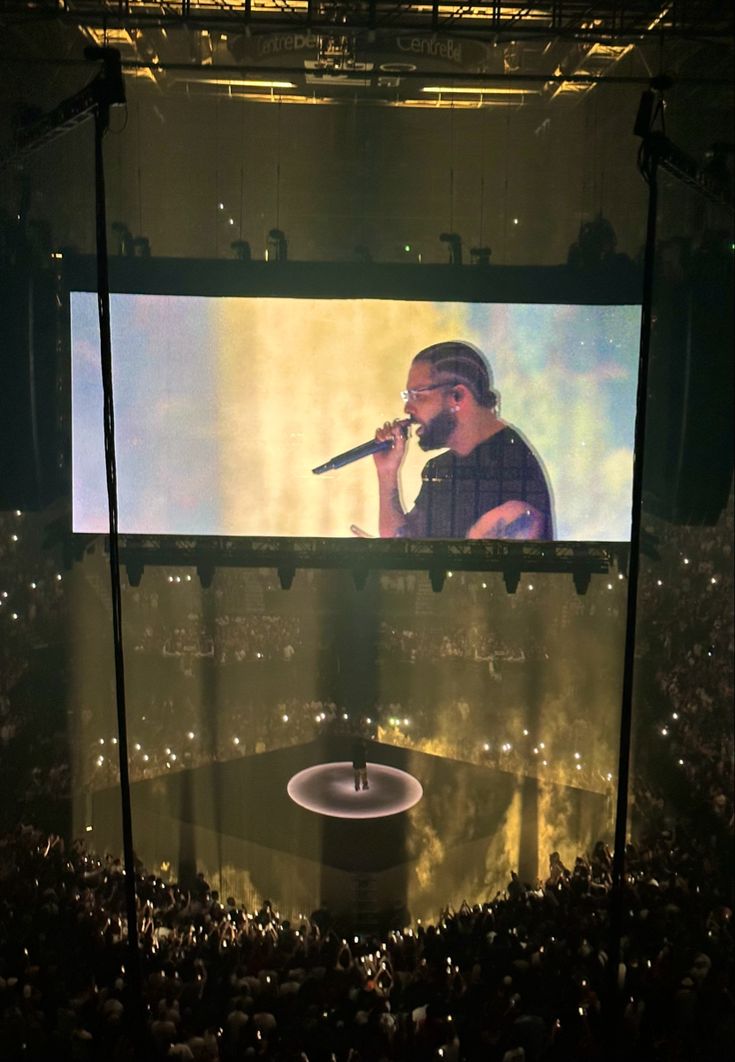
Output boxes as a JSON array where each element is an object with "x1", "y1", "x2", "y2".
[
  {"x1": 312, "y1": 418, "x2": 411, "y2": 475},
  {"x1": 372, "y1": 418, "x2": 411, "y2": 476}
]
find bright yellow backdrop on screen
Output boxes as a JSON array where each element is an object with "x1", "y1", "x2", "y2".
[{"x1": 215, "y1": 298, "x2": 467, "y2": 537}]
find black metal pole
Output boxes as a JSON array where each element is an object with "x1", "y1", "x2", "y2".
[
  {"x1": 607, "y1": 141, "x2": 659, "y2": 1012},
  {"x1": 93, "y1": 104, "x2": 146, "y2": 1053}
]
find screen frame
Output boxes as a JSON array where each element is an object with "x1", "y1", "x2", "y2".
[
  {"x1": 64, "y1": 254, "x2": 642, "y2": 303},
  {"x1": 64, "y1": 254, "x2": 641, "y2": 577}
]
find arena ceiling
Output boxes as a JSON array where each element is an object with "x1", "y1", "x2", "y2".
[{"x1": 2, "y1": 2, "x2": 733, "y2": 109}]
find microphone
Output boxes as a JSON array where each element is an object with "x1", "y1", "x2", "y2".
[{"x1": 312, "y1": 419, "x2": 411, "y2": 475}]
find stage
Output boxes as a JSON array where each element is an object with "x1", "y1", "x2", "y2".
[{"x1": 86, "y1": 735, "x2": 610, "y2": 928}]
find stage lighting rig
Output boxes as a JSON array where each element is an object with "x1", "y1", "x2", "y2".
[
  {"x1": 634, "y1": 81, "x2": 734, "y2": 211},
  {"x1": 111, "y1": 221, "x2": 133, "y2": 256},
  {"x1": 315, "y1": 32, "x2": 357, "y2": 73},
  {"x1": 471, "y1": 246, "x2": 492, "y2": 266},
  {"x1": 267, "y1": 228, "x2": 288, "y2": 262},
  {"x1": 1, "y1": 47, "x2": 125, "y2": 168},
  {"x1": 190, "y1": 28, "x2": 214, "y2": 67},
  {"x1": 440, "y1": 233, "x2": 463, "y2": 265},
  {"x1": 314, "y1": 2, "x2": 358, "y2": 74},
  {"x1": 231, "y1": 240, "x2": 252, "y2": 261}
]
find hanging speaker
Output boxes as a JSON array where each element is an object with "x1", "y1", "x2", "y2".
[
  {"x1": 0, "y1": 265, "x2": 66, "y2": 510},
  {"x1": 643, "y1": 239, "x2": 734, "y2": 524}
]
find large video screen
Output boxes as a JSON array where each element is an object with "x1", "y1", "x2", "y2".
[{"x1": 71, "y1": 292, "x2": 640, "y2": 541}]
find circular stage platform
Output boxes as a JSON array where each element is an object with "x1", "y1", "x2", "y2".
[{"x1": 287, "y1": 761, "x2": 423, "y2": 819}]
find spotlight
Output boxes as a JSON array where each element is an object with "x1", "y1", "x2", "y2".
[
  {"x1": 502, "y1": 568, "x2": 521, "y2": 594},
  {"x1": 429, "y1": 568, "x2": 446, "y2": 593},
  {"x1": 231, "y1": 239, "x2": 251, "y2": 261},
  {"x1": 125, "y1": 561, "x2": 144, "y2": 587},
  {"x1": 267, "y1": 228, "x2": 288, "y2": 262},
  {"x1": 197, "y1": 562, "x2": 215, "y2": 589},
  {"x1": 439, "y1": 232, "x2": 462, "y2": 265},
  {"x1": 277, "y1": 564, "x2": 295, "y2": 590},
  {"x1": 111, "y1": 221, "x2": 133, "y2": 256},
  {"x1": 572, "y1": 569, "x2": 591, "y2": 596},
  {"x1": 191, "y1": 28, "x2": 214, "y2": 65},
  {"x1": 470, "y1": 246, "x2": 492, "y2": 266}
]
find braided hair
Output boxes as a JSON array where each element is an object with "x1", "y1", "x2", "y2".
[{"x1": 413, "y1": 341, "x2": 497, "y2": 409}]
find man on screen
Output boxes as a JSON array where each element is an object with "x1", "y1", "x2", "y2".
[{"x1": 373, "y1": 341, "x2": 554, "y2": 540}]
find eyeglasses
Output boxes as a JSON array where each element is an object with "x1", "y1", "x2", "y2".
[{"x1": 400, "y1": 383, "x2": 453, "y2": 402}]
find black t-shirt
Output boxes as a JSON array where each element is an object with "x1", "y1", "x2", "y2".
[{"x1": 400, "y1": 427, "x2": 553, "y2": 539}]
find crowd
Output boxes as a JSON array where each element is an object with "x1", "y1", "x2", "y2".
[
  {"x1": 0, "y1": 510, "x2": 70, "y2": 818},
  {"x1": 1, "y1": 499, "x2": 732, "y2": 821},
  {"x1": 124, "y1": 603, "x2": 544, "y2": 672},
  {"x1": 376, "y1": 623, "x2": 542, "y2": 667},
  {"x1": 1, "y1": 497, "x2": 733, "y2": 1059},
  {"x1": 631, "y1": 505, "x2": 734, "y2": 840},
  {"x1": 0, "y1": 817, "x2": 731, "y2": 1062},
  {"x1": 123, "y1": 600, "x2": 602, "y2": 673},
  {"x1": 133, "y1": 614, "x2": 302, "y2": 665},
  {"x1": 74, "y1": 692, "x2": 617, "y2": 797}
]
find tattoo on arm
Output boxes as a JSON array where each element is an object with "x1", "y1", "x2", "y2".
[{"x1": 378, "y1": 480, "x2": 407, "y2": 537}]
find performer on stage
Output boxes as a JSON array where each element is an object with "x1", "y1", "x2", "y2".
[
  {"x1": 351, "y1": 737, "x2": 369, "y2": 791},
  {"x1": 373, "y1": 341, "x2": 554, "y2": 540}
]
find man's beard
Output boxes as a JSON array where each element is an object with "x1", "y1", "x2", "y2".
[{"x1": 417, "y1": 409, "x2": 456, "y2": 451}]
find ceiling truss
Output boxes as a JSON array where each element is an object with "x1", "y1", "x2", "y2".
[
  {"x1": 2, "y1": 2, "x2": 732, "y2": 108},
  {"x1": 4, "y1": 1, "x2": 733, "y2": 40}
]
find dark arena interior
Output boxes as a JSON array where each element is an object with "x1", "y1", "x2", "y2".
[{"x1": 0, "y1": 3, "x2": 733, "y2": 1060}]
